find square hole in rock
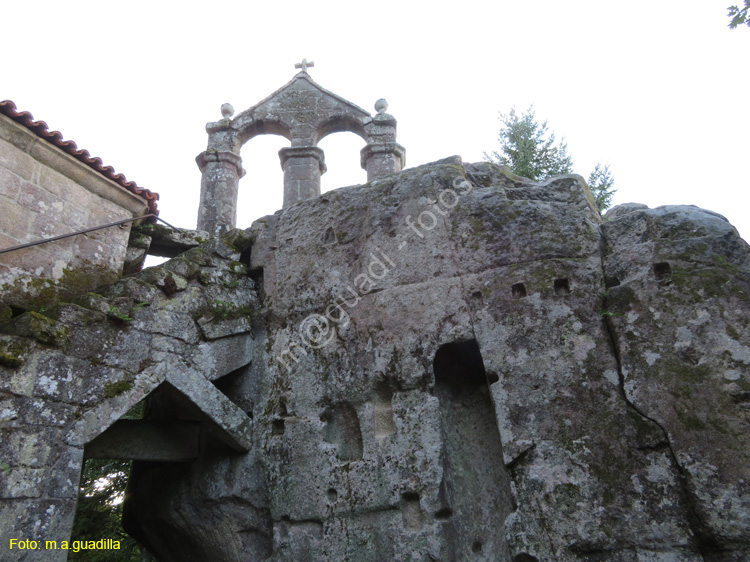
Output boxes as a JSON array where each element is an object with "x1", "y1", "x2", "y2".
[
  {"x1": 554, "y1": 278, "x2": 570, "y2": 294},
  {"x1": 511, "y1": 283, "x2": 527, "y2": 298}
]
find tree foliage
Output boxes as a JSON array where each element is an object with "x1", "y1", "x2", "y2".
[
  {"x1": 487, "y1": 106, "x2": 617, "y2": 213},
  {"x1": 728, "y1": 1, "x2": 750, "y2": 28},
  {"x1": 587, "y1": 163, "x2": 616, "y2": 213},
  {"x1": 69, "y1": 459, "x2": 142, "y2": 561},
  {"x1": 485, "y1": 106, "x2": 573, "y2": 181},
  {"x1": 70, "y1": 401, "x2": 147, "y2": 561}
]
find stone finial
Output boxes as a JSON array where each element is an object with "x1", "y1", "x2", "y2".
[
  {"x1": 221, "y1": 103, "x2": 235, "y2": 120},
  {"x1": 374, "y1": 99, "x2": 389, "y2": 115},
  {"x1": 295, "y1": 59, "x2": 314, "y2": 73}
]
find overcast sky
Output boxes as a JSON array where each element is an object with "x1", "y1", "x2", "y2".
[{"x1": 3, "y1": 0, "x2": 749, "y2": 240}]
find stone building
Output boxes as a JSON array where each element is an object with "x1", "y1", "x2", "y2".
[
  {"x1": 0, "y1": 100, "x2": 158, "y2": 312},
  {"x1": 1, "y1": 69, "x2": 749, "y2": 562}
]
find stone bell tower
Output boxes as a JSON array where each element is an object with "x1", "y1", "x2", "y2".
[{"x1": 196, "y1": 61, "x2": 406, "y2": 236}]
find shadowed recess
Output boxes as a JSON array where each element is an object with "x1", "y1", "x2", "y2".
[
  {"x1": 321, "y1": 402, "x2": 363, "y2": 461},
  {"x1": 433, "y1": 339, "x2": 513, "y2": 561}
]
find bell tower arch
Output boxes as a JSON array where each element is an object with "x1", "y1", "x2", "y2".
[{"x1": 196, "y1": 61, "x2": 405, "y2": 235}]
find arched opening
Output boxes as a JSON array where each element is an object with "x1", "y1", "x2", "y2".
[
  {"x1": 236, "y1": 134, "x2": 290, "y2": 227},
  {"x1": 432, "y1": 339, "x2": 513, "y2": 561},
  {"x1": 313, "y1": 114, "x2": 368, "y2": 145},
  {"x1": 317, "y1": 131, "x2": 367, "y2": 194}
]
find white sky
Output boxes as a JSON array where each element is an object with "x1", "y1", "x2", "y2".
[{"x1": 3, "y1": 0, "x2": 749, "y2": 240}]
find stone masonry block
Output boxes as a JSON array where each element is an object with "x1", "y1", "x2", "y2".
[
  {"x1": 0, "y1": 199, "x2": 36, "y2": 241},
  {"x1": 37, "y1": 165, "x2": 77, "y2": 200},
  {"x1": 29, "y1": 211, "x2": 72, "y2": 240},
  {"x1": 0, "y1": 498, "x2": 77, "y2": 559},
  {"x1": 0, "y1": 140, "x2": 38, "y2": 181},
  {"x1": 84, "y1": 420, "x2": 200, "y2": 462},
  {"x1": 88, "y1": 199, "x2": 130, "y2": 226},
  {"x1": 285, "y1": 164, "x2": 319, "y2": 181},
  {"x1": 0, "y1": 168, "x2": 21, "y2": 199},
  {"x1": 0, "y1": 232, "x2": 17, "y2": 251},
  {"x1": 60, "y1": 200, "x2": 90, "y2": 229},
  {"x1": 0, "y1": 465, "x2": 46, "y2": 498}
]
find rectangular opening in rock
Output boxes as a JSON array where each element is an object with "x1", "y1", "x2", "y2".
[
  {"x1": 554, "y1": 278, "x2": 570, "y2": 294},
  {"x1": 511, "y1": 283, "x2": 527, "y2": 298},
  {"x1": 653, "y1": 262, "x2": 672, "y2": 285},
  {"x1": 433, "y1": 339, "x2": 513, "y2": 561}
]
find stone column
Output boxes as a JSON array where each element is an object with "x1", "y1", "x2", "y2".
[
  {"x1": 360, "y1": 142, "x2": 406, "y2": 181},
  {"x1": 361, "y1": 99, "x2": 406, "y2": 181},
  {"x1": 279, "y1": 146, "x2": 326, "y2": 208},
  {"x1": 196, "y1": 150, "x2": 245, "y2": 237}
]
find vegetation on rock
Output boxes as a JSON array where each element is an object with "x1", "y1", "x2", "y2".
[{"x1": 486, "y1": 106, "x2": 617, "y2": 212}]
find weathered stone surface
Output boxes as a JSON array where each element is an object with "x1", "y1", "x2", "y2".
[
  {"x1": 0, "y1": 112, "x2": 150, "y2": 310},
  {"x1": 1, "y1": 159, "x2": 749, "y2": 561},
  {"x1": 85, "y1": 420, "x2": 200, "y2": 462},
  {"x1": 132, "y1": 223, "x2": 209, "y2": 259},
  {"x1": 604, "y1": 201, "x2": 649, "y2": 219},
  {"x1": 123, "y1": 243, "x2": 148, "y2": 276},
  {"x1": 125, "y1": 160, "x2": 750, "y2": 561},
  {"x1": 0, "y1": 230, "x2": 257, "y2": 558},
  {"x1": 601, "y1": 204, "x2": 750, "y2": 558}
]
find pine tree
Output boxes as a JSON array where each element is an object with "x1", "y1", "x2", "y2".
[
  {"x1": 485, "y1": 106, "x2": 572, "y2": 181},
  {"x1": 587, "y1": 163, "x2": 616, "y2": 213},
  {"x1": 487, "y1": 106, "x2": 617, "y2": 212}
]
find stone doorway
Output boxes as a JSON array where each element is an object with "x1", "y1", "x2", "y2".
[{"x1": 69, "y1": 379, "x2": 253, "y2": 561}]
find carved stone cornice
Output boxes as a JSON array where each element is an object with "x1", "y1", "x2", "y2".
[{"x1": 195, "y1": 150, "x2": 245, "y2": 178}]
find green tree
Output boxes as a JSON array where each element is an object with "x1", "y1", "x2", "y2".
[
  {"x1": 70, "y1": 403, "x2": 146, "y2": 561},
  {"x1": 728, "y1": 1, "x2": 750, "y2": 28},
  {"x1": 485, "y1": 106, "x2": 573, "y2": 181},
  {"x1": 487, "y1": 106, "x2": 617, "y2": 213},
  {"x1": 69, "y1": 458, "x2": 142, "y2": 561},
  {"x1": 587, "y1": 163, "x2": 616, "y2": 213}
]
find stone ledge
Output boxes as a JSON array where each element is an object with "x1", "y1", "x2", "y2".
[{"x1": 84, "y1": 419, "x2": 201, "y2": 462}]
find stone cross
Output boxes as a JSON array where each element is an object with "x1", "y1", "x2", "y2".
[{"x1": 295, "y1": 59, "x2": 314, "y2": 73}]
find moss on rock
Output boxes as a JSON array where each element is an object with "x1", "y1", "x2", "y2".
[{"x1": 102, "y1": 379, "x2": 134, "y2": 399}]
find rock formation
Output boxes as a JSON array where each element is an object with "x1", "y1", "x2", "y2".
[{"x1": 1, "y1": 157, "x2": 749, "y2": 561}]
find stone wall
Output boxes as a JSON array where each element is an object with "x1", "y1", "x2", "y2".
[
  {"x1": 1, "y1": 159, "x2": 749, "y2": 561},
  {"x1": 0, "y1": 113, "x2": 149, "y2": 311},
  {"x1": 0, "y1": 234, "x2": 256, "y2": 562}
]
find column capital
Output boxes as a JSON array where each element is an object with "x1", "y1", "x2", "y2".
[
  {"x1": 278, "y1": 146, "x2": 327, "y2": 174},
  {"x1": 196, "y1": 150, "x2": 245, "y2": 178},
  {"x1": 279, "y1": 146, "x2": 326, "y2": 208},
  {"x1": 360, "y1": 142, "x2": 406, "y2": 170}
]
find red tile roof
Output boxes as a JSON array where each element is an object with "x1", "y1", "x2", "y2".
[{"x1": 0, "y1": 100, "x2": 158, "y2": 218}]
